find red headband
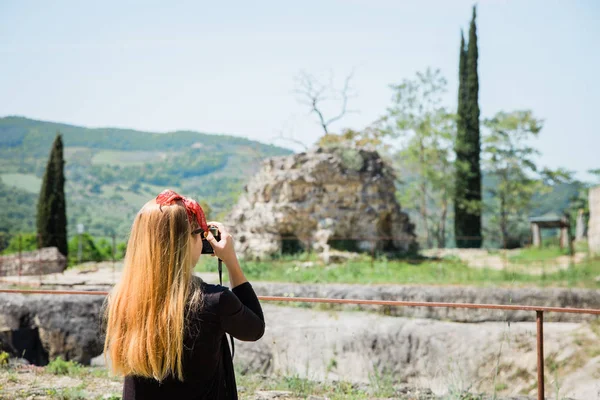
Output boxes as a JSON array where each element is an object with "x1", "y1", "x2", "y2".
[{"x1": 155, "y1": 189, "x2": 208, "y2": 232}]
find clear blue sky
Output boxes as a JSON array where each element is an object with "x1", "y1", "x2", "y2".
[{"x1": 1, "y1": 0, "x2": 598, "y2": 181}]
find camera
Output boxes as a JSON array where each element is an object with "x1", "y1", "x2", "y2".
[{"x1": 201, "y1": 225, "x2": 221, "y2": 254}]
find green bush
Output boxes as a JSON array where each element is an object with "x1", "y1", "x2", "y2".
[
  {"x1": 68, "y1": 233, "x2": 104, "y2": 264},
  {"x1": 66, "y1": 233, "x2": 128, "y2": 266},
  {"x1": 46, "y1": 356, "x2": 83, "y2": 375},
  {"x1": 0, "y1": 350, "x2": 9, "y2": 366},
  {"x1": 1, "y1": 233, "x2": 38, "y2": 255}
]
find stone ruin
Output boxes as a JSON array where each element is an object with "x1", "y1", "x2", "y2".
[
  {"x1": 227, "y1": 146, "x2": 417, "y2": 260},
  {"x1": 0, "y1": 247, "x2": 67, "y2": 277}
]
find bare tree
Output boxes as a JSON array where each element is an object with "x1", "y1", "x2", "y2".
[
  {"x1": 295, "y1": 70, "x2": 356, "y2": 135},
  {"x1": 268, "y1": 116, "x2": 309, "y2": 152}
]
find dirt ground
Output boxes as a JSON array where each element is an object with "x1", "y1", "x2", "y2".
[{"x1": 0, "y1": 364, "x2": 440, "y2": 400}]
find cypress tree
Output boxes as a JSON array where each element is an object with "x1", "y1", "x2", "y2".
[
  {"x1": 37, "y1": 133, "x2": 68, "y2": 256},
  {"x1": 454, "y1": 5, "x2": 482, "y2": 248}
]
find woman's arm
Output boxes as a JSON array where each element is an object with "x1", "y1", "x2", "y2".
[
  {"x1": 219, "y1": 284, "x2": 265, "y2": 341},
  {"x1": 205, "y1": 221, "x2": 247, "y2": 288},
  {"x1": 205, "y1": 221, "x2": 265, "y2": 340},
  {"x1": 223, "y1": 257, "x2": 247, "y2": 289}
]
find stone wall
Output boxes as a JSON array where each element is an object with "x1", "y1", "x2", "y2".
[
  {"x1": 227, "y1": 146, "x2": 417, "y2": 259},
  {"x1": 251, "y1": 281, "x2": 600, "y2": 323},
  {"x1": 0, "y1": 247, "x2": 67, "y2": 277},
  {"x1": 589, "y1": 186, "x2": 600, "y2": 255},
  {"x1": 0, "y1": 293, "x2": 104, "y2": 365}
]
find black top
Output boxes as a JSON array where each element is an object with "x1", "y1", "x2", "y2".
[{"x1": 122, "y1": 280, "x2": 265, "y2": 400}]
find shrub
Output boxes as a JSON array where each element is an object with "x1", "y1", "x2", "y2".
[
  {"x1": 1, "y1": 233, "x2": 38, "y2": 255},
  {"x1": 46, "y1": 356, "x2": 83, "y2": 375},
  {"x1": 0, "y1": 350, "x2": 9, "y2": 366}
]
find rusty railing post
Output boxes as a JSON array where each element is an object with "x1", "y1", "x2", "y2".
[
  {"x1": 537, "y1": 310, "x2": 545, "y2": 400},
  {"x1": 38, "y1": 237, "x2": 42, "y2": 285}
]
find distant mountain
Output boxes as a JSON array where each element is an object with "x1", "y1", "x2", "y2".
[{"x1": 0, "y1": 116, "x2": 293, "y2": 240}]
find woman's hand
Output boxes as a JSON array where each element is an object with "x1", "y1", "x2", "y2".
[
  {"x1": 205, "y1": 221, "x2": 238, "y2": 266},
  {"x1": 205, "y1": 221, "x2": 248, "y2": 288}
]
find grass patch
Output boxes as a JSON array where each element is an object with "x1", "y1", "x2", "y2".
[
  {"x1": 54, "y1": 385, "x2": 88, "y2": 400},
  {"x1": 574, "y1": 240, "x2": 589, "y2": 253},
  {"x1": 508, "y1": 246, "x2": 570, "y2": 264},
  {"x1": 46, "y1": 357, "x2": 84, "y2": 376},
  {"x1": 196, "y1": 252, "x2": 600, "y2": 288},
  {"x1": 510, "y1": 367, "x2": 532, "y2": 381},
  {"x1": 236, "y1": 372, "x2": 395, "y2": 399}
]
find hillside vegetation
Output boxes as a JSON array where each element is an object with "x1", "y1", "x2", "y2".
[
  {"x1": 0, "y1": 116, "x2": 583, "y2": 248},
  {"x1": 0, "y1": 116, "x2": 292, "y2": 239}
]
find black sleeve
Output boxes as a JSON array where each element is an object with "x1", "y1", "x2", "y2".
[{"x1": 218, "y1": 282, "x2": 265, "y2": 341}]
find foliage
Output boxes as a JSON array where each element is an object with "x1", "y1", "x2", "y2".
[
  {"x1": 385, "y1": 68, "x2": 456, "y2": 248},
  {"x1": 37, "y1": 133, "x2": 68, "y2": 256},
  {"x1": 46, "y1": 356, "x2": 83, "y2": 375},
  {"x1": 68, "y1": 233, "x2": 104, "y2": 264},
  {"x1": 455, "y1": 5, "x2": 483, "y2": 248},
  {"x1": 551, "y1": 169, "x2": 600, "y2": 236},
  {"x1": 1, "y1": 230, "x2": 126, "y2": 262},
  {"x1": 0, "y1": 180, "x2": 38, "y2": 245},
  {"x1": 1, "y1": 232, "x2": 38, "y2": 254},
  {"x1": 482, "y1": 110, "x2": 544, "y2": 247},
  {"x1": 0, "y1": 117, "x2": 291, "y2": 238},
  {"x1": 237, "y1": 371, "x2": 399, "y2": 399},
  {"x1": 67, "y1": 233, "x2": 126, "y2": 265},
  {"x1": 0, "y1": 351, "x2": 9, "y2": 366}
]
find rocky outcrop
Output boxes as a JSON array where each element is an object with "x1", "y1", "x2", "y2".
[
  {"x1": 227, "y1": 147, "x2": 417, "y2": 260},
  {"x1": 235, "y1": 305, "x2": 596, "y2": 399},
  {"x1": 0, "y1": 294, "x2": 104, "y2": 365},
  {"x1": 0, "y1": 247, "x2": 67, "y2": 276},
  {"x1": 250, "y1": 282, "x2": 600, "y2": 323}
]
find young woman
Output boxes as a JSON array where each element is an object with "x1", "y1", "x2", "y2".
[{"x1": 103, "y1": 189, "x2": 265, "y2": 399}]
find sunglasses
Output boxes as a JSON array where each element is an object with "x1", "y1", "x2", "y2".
[{"x1": 192, "y1": 228, "x2": 205, "y2": 236}]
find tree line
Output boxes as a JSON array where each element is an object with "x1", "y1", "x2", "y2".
[
  {"x1": 2, "y1": 133, "x2": 127, "y2": 265},
  {"x1": 310, "y1": 5, "x2": 595, "y2": 248}
]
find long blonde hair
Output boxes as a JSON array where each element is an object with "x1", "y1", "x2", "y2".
[{"x1": 103, "y1": 196, "x2": 203, "y2": 381}]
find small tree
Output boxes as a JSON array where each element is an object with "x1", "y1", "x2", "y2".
[
  {"x1": 589, "y1": 169, "x2": 600, "y2": 185},
  {"x1": 385, "y1": 68, "x2": 456, "y2": 248},
  {"x1": 37, "y1": 133, "x2": 68, "y2": 256},
  {"x1": 483, "y1": 111, "x2": 543, "y2": 247},
  {"x1": 295, "y1": 70, "x2": 356, "y2": 135},
  {"x1": 68, "y1": 233, "x2": 103, "y2": 265},
  {"x1": 2, "y1": 233, "x2": 38, "y2": 255}
]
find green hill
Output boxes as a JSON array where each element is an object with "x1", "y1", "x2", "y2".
[{"x1": 0, "y1": 116, "x2": 292, "y2": 242}]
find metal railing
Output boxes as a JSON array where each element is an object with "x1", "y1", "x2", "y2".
[{"x1": 1, "y1": 288, "x2": 599, "y2": 400}]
